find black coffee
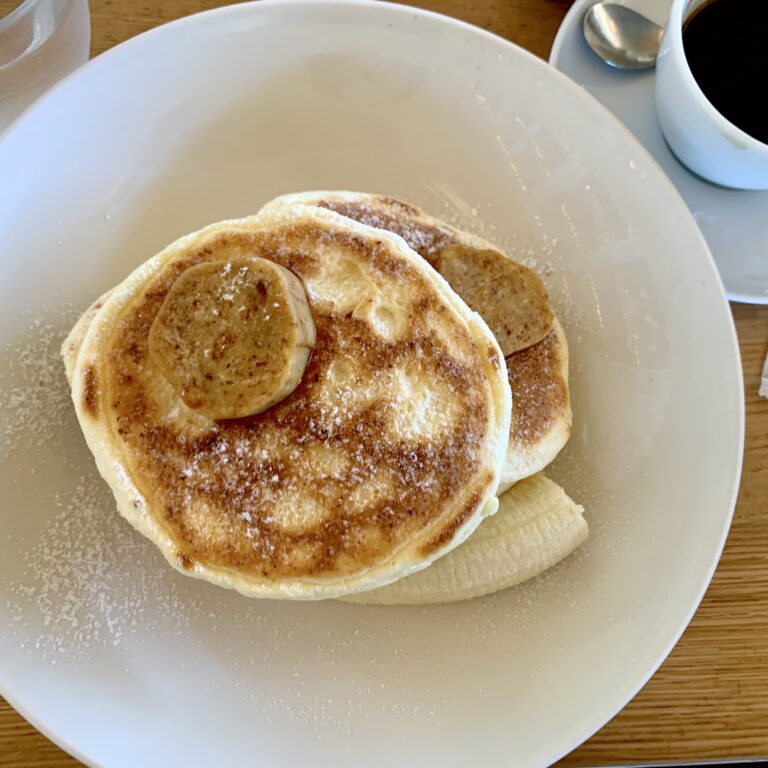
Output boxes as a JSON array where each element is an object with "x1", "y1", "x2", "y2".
[{"x1": 682, "y1": 0, "x2": 768, "y2": 145}]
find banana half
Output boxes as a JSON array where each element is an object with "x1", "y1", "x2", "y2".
[{"x1": 343, "y1": 473, "x2": 587, "y2": 605}]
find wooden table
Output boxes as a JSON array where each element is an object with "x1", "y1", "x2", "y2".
[{"x1": 2, "y1": 1, "x2": 767, "y2": 765}]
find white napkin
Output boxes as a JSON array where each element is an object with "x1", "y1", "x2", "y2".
[{"x1": 760, "y1": 349, "x2": 768, "y2": 399}]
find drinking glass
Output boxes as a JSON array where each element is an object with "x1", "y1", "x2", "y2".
[{"x1": 0, "y1": 0, "x2": 90, "y2": 133}]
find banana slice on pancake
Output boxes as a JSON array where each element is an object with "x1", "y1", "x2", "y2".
[
  {"x1": 148, "y1": 258, "x2": 316, "y2": 420},
  {"x1": 63, "y1": 204, "x2": 511, "y2": 600},
  {"x1": 263, "y1": 192, "x2": 572, "y2": 491},
  {"x1": 342, "y1": 473, "x2": 587, "y2": 605},
  {"x1": 434, "y1": 244, "x2": 553, "y2": 356}
]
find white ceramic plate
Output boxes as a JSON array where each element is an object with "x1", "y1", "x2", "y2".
[
  {"x1": 0, "y1": 2, "x2": 743, "y2": 766},
  {"x1": 550, "y1": 0, "x2": 768, "y2": 305}
]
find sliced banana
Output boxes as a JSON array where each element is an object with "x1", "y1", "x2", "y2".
[
  {"x1": 342, "y1": 474, "x2": 587, "y2": 605},
  {"x1": 435, "y1": 245, "x2": 554, "y2": 356},
  {"x1": 148, "y1": 257, "x2": 316, "y2": 420}
]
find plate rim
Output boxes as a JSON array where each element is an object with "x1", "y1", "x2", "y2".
[{"x1": 0, "y1": 0, "x2": 745, "y2": 766}]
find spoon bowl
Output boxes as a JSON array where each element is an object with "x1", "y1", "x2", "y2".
[{"x1": 583, "y1": 3, "x2": 663, "y2": 70}]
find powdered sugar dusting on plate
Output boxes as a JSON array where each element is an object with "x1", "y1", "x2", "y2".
[
  {"x1": 0, "y1": 314, "x2": 73, "y2": 459},
  {"x1": 5, "y1": 477, "x2": 208, "y2": 661}
]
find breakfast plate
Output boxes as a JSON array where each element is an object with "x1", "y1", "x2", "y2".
[
  {"x1": 550, "y1": 0, "x2": 768, "y2": 304},
  {"x1": 0, "y1": 1, "x2": 743, "y2": 766}
]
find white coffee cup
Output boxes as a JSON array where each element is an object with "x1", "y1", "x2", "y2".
[{"x1": 655, "y1": 0, "x2": 768, "y2": 190}]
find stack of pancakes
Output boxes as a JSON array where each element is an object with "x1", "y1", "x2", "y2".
[{"x1": 62, "y1": 193, "x2": 586, "y2": 603}]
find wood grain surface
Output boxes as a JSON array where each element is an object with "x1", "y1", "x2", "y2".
[{"x1": 2, "y1": 1, "x2": 767, "y2": 766}]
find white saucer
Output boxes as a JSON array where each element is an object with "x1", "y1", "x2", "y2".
[{"x1": 550, "y1": 0, "x2": 768, "y2": 304}]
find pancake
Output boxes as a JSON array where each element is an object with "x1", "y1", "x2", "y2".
[
  {"x1": 62, "y1": 291, "x2": 111, "y2": 385},
  {"x1": 504, "y1": 317, "x2": 570, "y2": 492},
  {"x1": 262, "y1": 192, "x2": 572, "y2": 491},
  {"x1": 63, "y1": 204, "x2": 511, "y2": 600},
  {"x1": 342, "y1": 473, "x2": 587, "y2": 605}
]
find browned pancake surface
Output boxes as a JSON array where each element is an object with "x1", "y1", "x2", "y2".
[
  {"x1": 99, "y1": 223, "x2": 495, "y2": 581},
  {"x1": 505, "y1": 328, "x2": 567, "y2": 448},
  {"x1": 313, "y1": 198, "x2": 564, "y2": 453},
  {"x1": 320, "y1": 199, "x2": 454, "y2": 263}
]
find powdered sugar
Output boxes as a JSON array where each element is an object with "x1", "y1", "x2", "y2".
[
  {"x1": 5, "y1": 478, "x2": 206, "y2": 661},
  {"x1": 0, "y1": 313, "x2": 206, "y2": 659},
  {"x1": 0, "y1": 315, "x2": 73, "y2": 459}
]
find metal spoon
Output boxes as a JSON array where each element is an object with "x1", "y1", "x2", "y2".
[{"x1": 583, "y1": 3, "x2": 664, "y2": 70}]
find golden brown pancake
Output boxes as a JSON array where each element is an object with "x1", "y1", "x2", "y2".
[
  {"x1": 264, "y1": 192, "x2": 572, "y2": 491},
  {"x1": 63, "y1": 205, "x2": 511, "y2": 599},
  {"x1": 504, "y1": 319, "x2": 570, "y2": 489}
]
